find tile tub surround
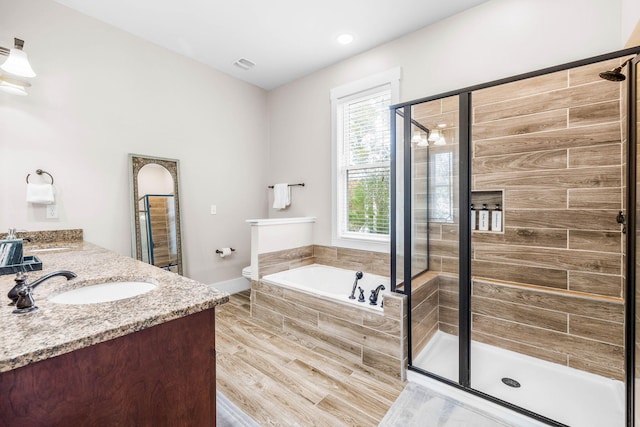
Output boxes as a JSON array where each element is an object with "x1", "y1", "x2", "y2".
[
  {"x1": 257, "y1": 244, "x2": 391, "y2": 278},
  {"x1": 251, "y1": 277, "x2": 408, "y2": 380},
  {"x1": 253, "y1": 244, "x2": 405, "y2": 378},
  {"x1": 0, "y1": 240, "x2": 228, "y2": 373}
]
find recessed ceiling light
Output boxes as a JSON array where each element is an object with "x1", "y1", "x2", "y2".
[{"x1": 336, "y1": 34, "x2": 354, "y2": 45}]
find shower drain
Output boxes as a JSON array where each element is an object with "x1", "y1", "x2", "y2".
[{"x1": 501, "y1": 377, "x2": 521, "y2": 388}]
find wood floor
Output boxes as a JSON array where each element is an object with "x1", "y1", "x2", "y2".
[{"x1": 215, "y1": 291, "x2": 406, "y2": 426}]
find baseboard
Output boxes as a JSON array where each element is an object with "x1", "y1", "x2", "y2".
[{"x1": 210, "y1": 277, "x2": 250, "y2": 295}]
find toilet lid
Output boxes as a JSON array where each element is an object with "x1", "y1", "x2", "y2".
[{"x1": 242, "y1": 266, "x2": 251, "y2": 275}]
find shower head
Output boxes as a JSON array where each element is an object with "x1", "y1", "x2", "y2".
[
  {"x1": 599, "y1": 67, "x2": 626, "y2": 82},
  {"x1": 599, "y1": 57, "x2": 635, "y2": 82}
]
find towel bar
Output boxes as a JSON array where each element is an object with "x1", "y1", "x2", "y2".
[{"x1": 268, "y1": 183, "x2": 305, "y2": 189}]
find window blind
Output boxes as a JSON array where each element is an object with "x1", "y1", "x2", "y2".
[{"x1": 338, "y1": 88, "x2": 391, "y2": 237}]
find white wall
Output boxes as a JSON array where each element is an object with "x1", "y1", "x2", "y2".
[
  {"x1": 0, "y1": 0, "x2": 269, "y2": 283},
  {"x1": 622, "y1": 0, "x2": 640, "y2": 46},
  {"x1": 137, "y1": 164, "x2": 174, "y2": 197},
  {"x1": 266, "y1": 0, "x2": 625, "y2": 247}
]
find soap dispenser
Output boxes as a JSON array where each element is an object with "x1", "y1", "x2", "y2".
[
  {"x1": 491, "y1": 204, "x2": 503, "y2": 232},
  {"x1": 478, "y1": 204, "x2": 490, "y2": 231},
  {"x1": 0, "y1": 229, "x2": 24, "y2": 267}
]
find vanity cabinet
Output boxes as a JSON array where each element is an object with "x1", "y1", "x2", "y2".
[{"x1": 0, "y1": 308, "x2": 216, "y2": 426}]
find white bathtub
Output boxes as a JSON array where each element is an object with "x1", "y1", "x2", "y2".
[{"x1": 261, "y1": 264, "x2": 389, "y2": 311}]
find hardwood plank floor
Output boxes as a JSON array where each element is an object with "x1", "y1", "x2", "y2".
[{"x1": 216, "y1": 291, "x2": 406, "y2": 426}]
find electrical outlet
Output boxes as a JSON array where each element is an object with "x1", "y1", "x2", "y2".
[
  {"x1": 210, "y1": 205, "x2": 217, "y2": 215},
  {"x1": 46, "y1": 204, "x2": 58, "y2": 219}
]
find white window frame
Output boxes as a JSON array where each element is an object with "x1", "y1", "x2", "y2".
[{"x1": 330, "y1": 67, "x2": 401, "y2": 253}]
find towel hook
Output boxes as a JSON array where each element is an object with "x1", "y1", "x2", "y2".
[{"x1": 26, "y1": 169, "x2": 54, "y2": 185}]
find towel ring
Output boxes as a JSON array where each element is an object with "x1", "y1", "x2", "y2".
[{"x1": 26, "y1": 169, "x2": 54, "y2": 185}]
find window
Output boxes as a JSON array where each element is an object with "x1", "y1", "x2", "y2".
[
  {"x1": 429, "y1": 151, "x2": 454, "y2": 222},
  {"x1": 331, "y1": 68, "x2": 400, "y2": 252}
]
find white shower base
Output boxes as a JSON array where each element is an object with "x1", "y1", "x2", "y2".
[{"x1": 413, "y1": 331, "x2": 625, "y2": 427}]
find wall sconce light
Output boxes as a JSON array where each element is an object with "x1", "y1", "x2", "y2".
[{"x1": 0, "y1": 38, "x2": 36, "y2": 96}]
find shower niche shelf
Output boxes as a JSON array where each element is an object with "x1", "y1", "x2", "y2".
[{"x1": 471, "y1": 190, "x2": 503, "y2": 233}]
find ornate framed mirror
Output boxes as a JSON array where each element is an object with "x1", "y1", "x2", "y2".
[{"x1": 128, "y1": 154, "x2": 183, "y2": 275}]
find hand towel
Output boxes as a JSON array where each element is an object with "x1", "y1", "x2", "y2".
[
  {"x1": 272, "y1": 183, "x2": 290, "y2": 209},
  {"x1": 26, "y1": 183, "x2": 55, "y2": 204}
]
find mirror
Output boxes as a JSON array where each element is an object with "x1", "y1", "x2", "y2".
[{"x1": 129, "y1": 154, "x2": 183, "y2": 275}]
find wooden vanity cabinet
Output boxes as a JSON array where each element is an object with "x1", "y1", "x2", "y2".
[{"x1": 0, "y1": 308, "x2": 216, "y2": 426}]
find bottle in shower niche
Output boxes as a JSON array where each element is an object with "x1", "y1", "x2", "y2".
[
  {"x1": 478, "y1": 204, "x2": 490, "y2": 231},
  {"x1": 491, "y1": 204, "x2": 502, "y2": 232},
  {"x1": 470, "y1": 204, "x2": 477, "y2": 231}
]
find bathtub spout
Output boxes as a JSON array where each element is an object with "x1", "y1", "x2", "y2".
[
  {"x1": 349, "y1": 271, "x2": 364, "y2": 299},
  {"x1": 369, "y1": 284, "x2": 386, "y2": 306}
]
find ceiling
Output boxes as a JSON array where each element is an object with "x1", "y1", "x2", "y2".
[{"x1": 52, "y1": 0, "x2": 489, "y2": 90}]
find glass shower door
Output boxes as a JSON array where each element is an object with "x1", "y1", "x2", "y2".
[
  {"x1": 392, "y1": 50, "x2": 640, "y2": 427},
  {"x1": 633, "y1": 54, "x2": 639, "y2": 427},
  {"x1": 469, "y1": 58, "x2": 629, "y2": 427},
  {"x1": 405, "y1": 95, "x2": 461, "y2": 383}
]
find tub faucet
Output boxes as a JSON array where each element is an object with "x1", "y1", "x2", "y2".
[
  {"x1": 8, "y1": 270, "x2": 77, "y2": 314},
  {"x1": 369, "y1": 284, "x2": 386, "y2": 306},
  {"x1": 349, "y1": 271, "x2": 364, "y2": 299}
]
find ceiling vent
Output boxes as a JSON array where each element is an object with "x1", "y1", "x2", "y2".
[{"x1": 233, "y1": 58, "x2": 256, "y2": 71}]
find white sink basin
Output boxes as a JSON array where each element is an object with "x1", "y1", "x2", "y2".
[{"x1": 49, "y1": 281, "x2": 157, "y2": 304}]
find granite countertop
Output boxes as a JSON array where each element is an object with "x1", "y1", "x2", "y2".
[{"x1": 0, "y1": 240, "x2": 228, "y2": 373}]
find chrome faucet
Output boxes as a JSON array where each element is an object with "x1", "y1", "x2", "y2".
[
  {"x1": 349, "y1": 271, "x2": 364, "y2": 299},
  {"x1": 369, "y1": 284, "x2": 386, "y2": 306},
  {"x1": 8, "y1": 270, "x2": 77, "y2": 314}
]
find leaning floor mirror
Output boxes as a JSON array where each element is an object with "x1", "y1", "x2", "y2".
[{"x1": 129, "y1": 154, "x2": 183, "y2": 275}]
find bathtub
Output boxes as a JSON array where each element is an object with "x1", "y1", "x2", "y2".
[{"x1": 261, "y1": 264, "x2": 389, "y2": 312}]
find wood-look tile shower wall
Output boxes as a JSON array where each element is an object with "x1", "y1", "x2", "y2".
[{"x1": 418, "y1": 58, "x2": 628, "y2": 380}]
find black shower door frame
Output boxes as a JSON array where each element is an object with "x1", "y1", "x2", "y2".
[{"x1": 390, "y1": 45, "x2": 640, "y2": 427}]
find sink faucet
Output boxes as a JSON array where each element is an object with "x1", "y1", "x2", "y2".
[
  {"x1": 8, "y1": 270, "x2": 77, "y2": 314},
  {"x1": 369, "y1": 284, "x2": 386, "y2": 306},
  {"x1": 349, "y1": 271, "x2": 364, "y2": 299}
]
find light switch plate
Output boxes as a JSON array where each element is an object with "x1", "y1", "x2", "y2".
[
  {"x1": 210, "y1": 205, "x2": 217, "y2": 215},
  {"x1": 46, "y1": 204, "x2": 58, "y2": 219}
]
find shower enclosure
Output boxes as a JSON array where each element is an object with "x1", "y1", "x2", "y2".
[
  {"x1": 391, "y1": 47, "x2": 640, "y2": 427},
  {"x1": 138, "y1": 194, "x2": 178, "y2": 272}
]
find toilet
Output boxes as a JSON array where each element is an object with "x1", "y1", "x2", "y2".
[
  {"x1": 242, "y1": 266, "x2": 252, "y2": 281},
  {"x1": 209, "y1": 267, "x2": 252, "y2": 295}
]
